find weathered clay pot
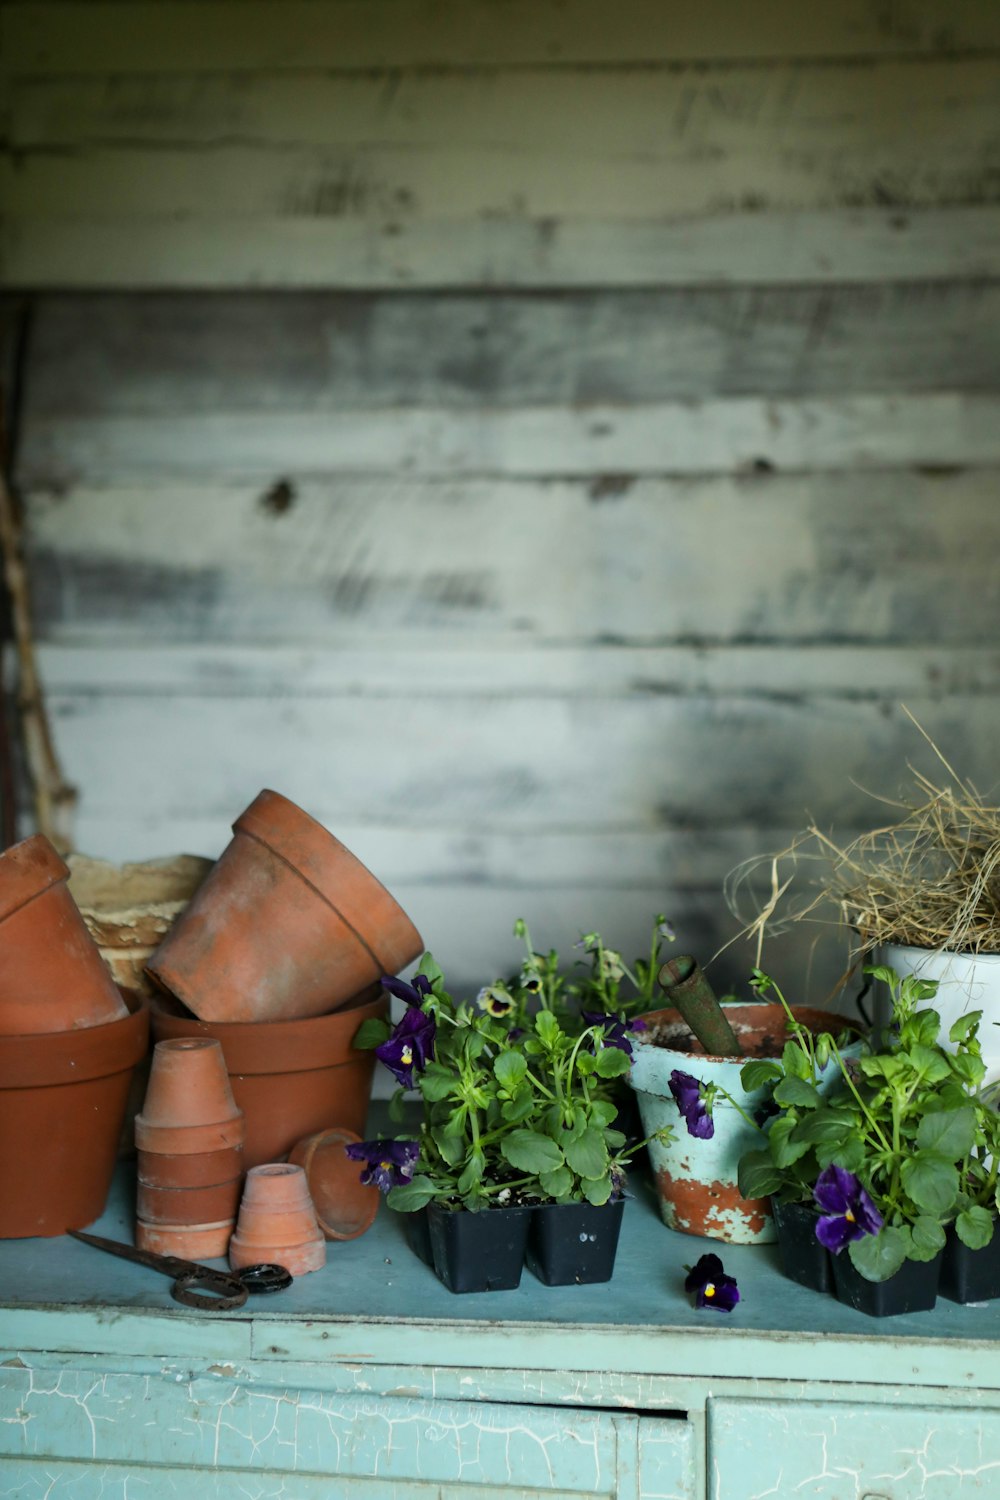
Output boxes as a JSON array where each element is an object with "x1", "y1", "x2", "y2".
[
  {"x1": 629, "y1": 1003, "x2": 858, "y2": 1245},
  {"x1": 0, "y1": 834, "x2": 128, "y2": 1034},
  {"x1": 288, "y1": 1126, "x2": 379, "y2": 1241},
  {"x1": 151, "y1": 986, "x2": 388, "y2": 1169},
  {"x1": 137, "y1": 1144, "x2": 244, "y2": 1190},
  {"x1": 135, "y1": 1037, "x2": 245, "y2": 1155},
  {"x1": 229, "y1": 1163, "x2": 326, "y2": 1276},
  {"x1": 136, "y1": 1177, "x2": 242, "y2": 1226},
  {"x1": 68, "y1": 852, "x2": 213, "y2": 996},
  {"x1": 136, "y1": 1219, "x2": 234, "y2": 1259},
  {"x1": 0, "y1": 990, "x2": 148, "y2": 1237},
  {"x1": 147, "y1": 789, "x2": 422, "y2": 1023}
]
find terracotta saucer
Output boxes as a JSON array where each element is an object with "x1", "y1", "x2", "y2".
[{"x1": 288, "y1": 1127, "x2": 379, "y2": 1241}]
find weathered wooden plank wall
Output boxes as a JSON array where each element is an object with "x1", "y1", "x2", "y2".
[{"x1": 2, "y1": 0, "x2": 999, "y2": 997}]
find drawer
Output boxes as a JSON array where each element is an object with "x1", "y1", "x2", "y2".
[
  {"x1": 0, "y1": 1367, "x2": 696, "y2": 1498},
  {"x1": 710, "y1": 1397, "x2": 1000, "y2": 1499}
]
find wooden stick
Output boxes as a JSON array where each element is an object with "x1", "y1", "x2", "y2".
[{"x1": 0, "y1": 412, "x2": 76, "y2": 852}]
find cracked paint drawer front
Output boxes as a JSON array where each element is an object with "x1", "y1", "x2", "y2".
[
  {"x1": 0, "y1": 1367, "x2": 696, "y2": 1499},
  {"x1": 710, "y1": 1397, "x2": 1000, "y2": 1499}
]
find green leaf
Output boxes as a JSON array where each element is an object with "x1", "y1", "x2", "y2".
[
  {"x1": 418, "y1": 1062, "x2": 458, "y2": 1102},
  {"x1": 782, "y1": 1042, "x2": 812, "y2": 1081},
  {"x1": 386, "y1": 1177, "x2": 437, "y2": 1213},
  {"x1": 589, "y1": 1099, "x2": 619, "y2": 1128},
  {"x1": 909, "y1": 1215, "x2": 946, "y2": 1260},
  {"x1": 595, "y1": 1047, "x2": 632, "y2": 1078},
  {"x1": 457, "y1": 1152, "x2": 485, "y2": 1196},
  {"x1": 500, "y1": 1087, "x2": 535, "y2": 1124},
  {"x1": 417, "y1": 953, "x2": 444, "y2": 987},
  {"x1": 950, "y1": 1011, "x2": 984, "y2": 1045},
  {"x1": 899, "y1": 1151, "x2": 959, "y2": 1216},
  {"x1": 906, "y1": 1045, "x2": 952, "y2": 1084},
  {"x1": 352, "y1": 1017, "x2": 391, "y2": 1050},
  {"x1": 575, "y1": 1051, "x2": 598, "y2": 1076},
  {"x1": 789, "y1": 1112, "x2": 854, "y2": 1148},
  {"x1": 739, "y1": 1060, "x2": 783, "y2": 1092},
  {"x1": 564, "y1": 1127, "x2": 609, "y2": 1180},
  {"x1": 773, "y1": 1076, "x2": 821, "y2": 1109},
  {"x1": 916, "y1": 1105, "x2": 977, "y2": 1160},
  {"x1": 582, "y1": 1176, "x2": 614, "y2": 1206},
  {"x1": 956, "y1": 1205, "x2": 995, "y2": 1251},
  {"x1": 494, "y1": 1051, "x2": 528, "y2": 1089},
  {"x1": 539, "y1": 1166, "x2": 574, "y2": 1200},
  {"x1": 738, "y1": 1149, "x2": 786, "y2": 1200},
  {"x1": 815, "y1": 1136, "x2": 865, "y2": 1174},
  {"x1": 500, "y1": 1129, "x2": 565, "y2": 1174},
  {"x1": 535, "y1": 1011, "x2": 561, "y2": 1046},
  {"x1": 768, "y1": 1114, "x2": 812, "y2": 1168},
  {"x1": 849, "y1": 1225, "x2": 908, "y2": 1282},
  {"x1": 387, "y1": 1087, "x2": 408, "y2": 1124},
  {"x1": 431, "y1": 1129, "x2": 466, "y2": 1166}
]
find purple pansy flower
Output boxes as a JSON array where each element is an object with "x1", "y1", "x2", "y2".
[
  {"x1": 813, "y1": 1164, "x2": 883, "y2": 1254},
  {"x1": 684, "y1": 1252, "x2": 740, "y2": 1312},
  {"x1": 582, "y1": 1009, "x2": 639, "y2": 1057},
  {"x1": 381, "y1": 973, "x2": 432, "y2": 1007},
  {"x1": 669, "y1": 1069, "x2": 715, "y2": 1139},
  {"x1": 344, "y1": 1138, "x2": 420, "y2": 1193},
  {"x1": 375, "y1": 1005, "x2": 436, "y2": 1088}
]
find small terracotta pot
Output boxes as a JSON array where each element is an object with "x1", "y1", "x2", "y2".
[
  {"x1": 0, "y1": 990, "x2": 148, "y2": 1237},
  {"x1": 229, "y1": 1163, "x2": 326, "y2": 1276},
  {"x1": 137, "y1": 1144, "x2": 244, "y2": 1190},
  {"x1": 135, "y1": 1037, "x2": 245, "y2": 1154},
  {"x1": 151, "y1": 986, "x2": 388, "y2": 1168},
  {"x1": 147, "y1": 789, "x2": 422, "y2": 1023},
  {"x1": 136, "y1": 1218, "x2": 234, "y2": 1259},
  {"x1": 0, "y1": 834, "x2": 128, "y2": 1034},
  {"x1": 136, "y1": 1177, "x2": 242, "y2": 1226},
  {"x1": 289, "y1": 1127, "x2": 379, "y2": 1241}
]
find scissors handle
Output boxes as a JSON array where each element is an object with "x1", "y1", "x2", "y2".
[{"x1": 172, "y1": 1267, "x2": 249, "y2": 1312}]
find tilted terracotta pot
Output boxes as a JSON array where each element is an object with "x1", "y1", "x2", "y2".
[
  {"x1": 0, "y1": 834, "x2": 128, "y2": 1034},
  {"x1": 229, "y1": 1163, "x2": 326, "y2": 1276},
  {"x1": 288, "y1": 1126, "x2": 379, "y2": 1241},
  {"x1": 0, "y1": 990, "x2": 148, "y2": 1237},
  {"x1": 146, "y1": 789, "x2": 422, "y2": 1023},
  {"x1": 151, "y1": 985, "x2": 388, "y2": 1169}
]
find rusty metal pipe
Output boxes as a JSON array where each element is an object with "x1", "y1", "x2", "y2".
[{"x1": 657, "y1": 954, "x2": 743, "y2": 1058}]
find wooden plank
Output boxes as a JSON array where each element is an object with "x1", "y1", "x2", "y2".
[
  {"x1": 5, "y1": 207, "x2": 1000, "y2": 288},
  {"x1": 7, "y1": 62, "x2": 1000, "y2": 225},
  {"x1": 21, "y1": 473, "x2": 1000, "y2": 645},
  {"x1": 20, "y1": 286, "x2": 1000, "y2": 416},
  {"x1": 6, "y1": 0, "x2": 1000, "y2": 74},
  {"x1": 16, "y1": 393, "x2": 1000, "y2": 481}
]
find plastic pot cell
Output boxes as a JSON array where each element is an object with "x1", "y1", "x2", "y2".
[
  {"x1": 147, "y1": 789, "x2": 422, "y2": 1023},
  {"x1": 939, "y1": 1224, "x2": 1000, "y2": 1304},
  {"x1": 426, "y1": 1202, "x2": 533, "y2": 1294},
  {"x1": 831, "y1": 1249, "x2": 942, "y2": 1317},
  {"x1": 0, "y1": 834, "x2": 128, "y2": 1035},
  {"x1": 770, "y1": 1198, "x2": 832, "y2": 1295},
  {"x1": 526, "y1": 1198, "x2": 625, "y2": 1286}
]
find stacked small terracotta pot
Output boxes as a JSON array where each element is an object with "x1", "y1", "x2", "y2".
[
  {"x1": 135, "y1": 1038, "x2": 246, "y2": 1257},
  {"x1": 0, "y1": 834, "x2": 149, "y2": 1238}
]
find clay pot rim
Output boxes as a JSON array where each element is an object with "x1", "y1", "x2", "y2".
[
  {"x1": 0, "y1": 990, "x2": 148, "y2": 1088},
  {"x1": 0, "y1": 833, "x2": 69, "y2": 928},
  {"x1": 236, "y1": 789, "x2": 421, "y2": 967},
  {"x1": 633, "y1": 1002, "x2": 862, "y2": 1063},
  {"x1": 150, "y1": 986, "x2": 389, "y2": 1073},
  {"x1": 135, "y1": 1115, "x2": 245, "y2": 1154},
  {"x1": 289, "y1": 1125, "x2": 379, "y2": 1241}
]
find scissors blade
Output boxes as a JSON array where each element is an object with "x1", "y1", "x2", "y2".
[{"x1": 67, "y1": 1228, "x2": 201, "y2": 1280}]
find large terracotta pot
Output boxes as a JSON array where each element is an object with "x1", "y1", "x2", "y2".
[
  {"x1": 151, "y1": 986, "x2": 388, "y2": 1169},
  {"x1": 0, "y1": 990, "x2": 149, "y2": 1237},
  {"x1": 629, "y1": 1003, "x2": 860, "y2": 1245},
  {"x1": 68, "y1": 852, "x2": 213, "y2": 996},
  {"x1": 146, "y1": 789, "x2": 422, "y2": 1023},
  {"x1": 0, "y1": 834, "x2": 127, "y2": 1034}
]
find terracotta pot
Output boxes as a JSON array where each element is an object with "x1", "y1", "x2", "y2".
[
  {"x1": 229, "y1": 1163, "x2": 326, "y2": 1276},
  {"x1": 288, "y1": 1127, "x2": 379, "y2": 1241},
  {"x1": 0, "y1": 990, "x2": 148, "y2": 1237},
  {"x1": 136, "y1": 1218, "x2": 234, "y2": 1259},
  {"x1": 629, "y1": 1003, "x2": 862, "y2": 1245},
  {"x1": 137, "y1": 1144, "x2": 244, "y2": 1190},
  {"x1": 0, "y1": 834, "x2": 128, "y2": 1034},
  {"x1": 135, "y1": 1037, "x2": 245, "y2": 1154},
  {"x1": 136, "y1": 1177, "x2": 242, "y2": 1226},
  {"x1": 151, "y1": 985, "x2": 388, "y2": 1168},
  {"x1": 68, "y1": 852, "x2": 213, "y2": 997},
  {"x1": 146, "y1": 789, "x2": 422, "y2": 1023}
]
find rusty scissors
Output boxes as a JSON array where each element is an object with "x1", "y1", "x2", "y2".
[{"x1": 69, "y1": 1228, "x2": 292, "y2": 1311}]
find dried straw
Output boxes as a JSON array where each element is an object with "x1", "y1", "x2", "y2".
[{"x1": 724, "y1": 713, "x2": 1000, "y2": 962}]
